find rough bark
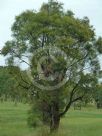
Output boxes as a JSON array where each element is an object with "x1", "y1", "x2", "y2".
[{"x1": 50, "y1": 101, "x2": 60, "y2": 133}]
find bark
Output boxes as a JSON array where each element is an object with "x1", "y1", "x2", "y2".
[
  {"x1": 50, "y1": 102, "x2": 60, "y2": 133},
  {"x1": 50, "y1": 115, "x2": 60, "y2": 133}
]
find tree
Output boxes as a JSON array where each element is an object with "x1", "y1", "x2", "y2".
[
  {"x1": 93, "y1": 84, "x2": 102, "y2": 109},
  {"x1": 1, "y1": 0, "x2": 102, "y2": 132},
  {"x1": 0, "y1": 66, "x2": 11, "y2": 101},
  {"x1": 0, "y1": 66, "x2": 29, "y2": 103},
  {"x1": 7, "y1": 66, "x2": 32, "y2": 103}
]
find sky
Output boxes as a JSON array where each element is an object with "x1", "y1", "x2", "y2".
[{"x1": 0, "y1": 0, "x2": 102, "y2": 66}]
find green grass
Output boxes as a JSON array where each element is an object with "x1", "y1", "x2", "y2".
[
  {"x1": 0, "y1": 102, "x2": 102, "y2": 136},
  {"x1": 0, "y1": 102, "x2": 37, "y2": 136}
]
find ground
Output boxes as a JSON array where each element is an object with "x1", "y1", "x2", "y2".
[{"x1": 0, "y1": 102, "x2": 102, "y2": 136}]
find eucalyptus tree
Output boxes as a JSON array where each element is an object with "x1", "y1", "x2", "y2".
[{"x1": 1, "y1": 0, "x2": 102, "y2": 132}]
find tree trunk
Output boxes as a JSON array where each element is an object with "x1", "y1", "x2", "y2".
[
  {"x1": 50, "y1": 102, "x2": 60, "y2": 133},
  {"x1": 50, "y1": 115, "x2": 60, "y2": 132}
]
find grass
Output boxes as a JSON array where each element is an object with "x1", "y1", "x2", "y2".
[{"x1": 0, "y1": 102, "x2": 102, "y2": 136}]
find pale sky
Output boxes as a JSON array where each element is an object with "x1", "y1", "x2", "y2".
[{"x1": 0, "y1": 0, "x2": 102, "y2": 66}]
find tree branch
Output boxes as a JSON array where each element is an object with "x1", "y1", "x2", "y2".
[
  {"x1": 18, "y1": 83, "x2": 31, "y2": 90},
  {"x1": 11, "y1": 49, "x2": 32, "y2": 67},
  {"x1": 71, "y1": 94, "x2": 85, "y2": 103},
  {"x1": 59, "y1": 80, "x2": 81, "y2": 117}
]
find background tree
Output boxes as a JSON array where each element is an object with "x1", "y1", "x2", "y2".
[
  {"x1": 93, "y1": 84, "x2": 102, "y2": 109},
  {"x1": 0, "y1": 66, "x2": 30, "y2": 103},
  {"x1": 1, "y1": 0, "x2": 102, "y2": 132}
]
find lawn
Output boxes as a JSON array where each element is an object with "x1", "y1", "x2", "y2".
[{"x1": 0, "y1": 102, "x2": 102, "y2": 136}]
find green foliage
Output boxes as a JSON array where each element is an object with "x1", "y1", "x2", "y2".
[
  {"x1": 93, "y1": 84, "x2": 102, "y2": 104},
  {"x1": 27, "y1": 112, "x2": 40, "y2": 128},
  {"x1": 0, "y1": 66, "x2": 29, "y2": 102},
  {"x1": 96, "y1": 37, "x2": 102, "y2": 54},
  {"x1": 27, "y1": 101, "x2": 42, "y2": 128}
]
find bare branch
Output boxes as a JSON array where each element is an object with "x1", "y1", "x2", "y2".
[{"x1": 11, "y1": 49, "x2": 32, "y2": 67}]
